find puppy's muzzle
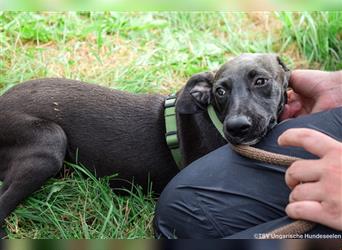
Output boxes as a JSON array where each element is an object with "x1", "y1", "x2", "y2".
[{"x1": 224, "y1": 115, "x2": 252, "y2": 139}]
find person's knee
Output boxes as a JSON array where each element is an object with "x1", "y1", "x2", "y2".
[
  {"x1": 154, "y1": 149, "x2": 225, "y2": 238},
  {"x1": 154, "y1": 165, "x2": 230, "y2": 238},
  {"x1": 154, "y1": 171, "x2": 194, "y2": 238},
  {"x1": 154, "y1": 146, "x2": 230, "y2": 238}
]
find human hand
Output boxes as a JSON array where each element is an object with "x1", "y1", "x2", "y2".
[
  {"x1": 280, "y1": 70, "x2": 342, "y2": 120},
  {"x1": 278, "y1": 128, "x2": 342, "y2": 230}
]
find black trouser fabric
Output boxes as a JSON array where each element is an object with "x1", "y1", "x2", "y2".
[{"x1": 154, "y1": 107, "x2": 342, "y2": 239}]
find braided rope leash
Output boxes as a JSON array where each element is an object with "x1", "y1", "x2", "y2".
[
  {"x1": 231, "y1": 144, "x2": 316, "y2": 238},
  {"x1": 207, "y1": 105, "x2": 316, "y2": 237}
]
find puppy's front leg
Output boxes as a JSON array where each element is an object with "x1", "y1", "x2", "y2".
[{"x1": 0, "y1": 114, "x2": 67, "y2": 238}]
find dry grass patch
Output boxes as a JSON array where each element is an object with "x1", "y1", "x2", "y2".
[
  {"x1": 2, "y1": 33, "x2": 140, "y2": 87},
  {"x1": 29, "y1": 34, "x2": 139, "y2": 85}
]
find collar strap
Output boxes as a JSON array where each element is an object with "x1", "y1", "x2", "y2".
[
  {"x1": 164, "y1": 99, "x2": 226, "y2": 170},
  {"x1": 164, "y1": 94, "x2": 183, "y2": 169},
  {"x1": 207, "y1": 104, "x2": 226, "y2": 139}
]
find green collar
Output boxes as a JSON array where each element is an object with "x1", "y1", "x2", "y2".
[
  {"x1": 164, "y1": 94, "x2": 183, "y2": 169},
  {"x1": 207, "y1": 104, "x2": 226, "y2": 139},
  {"x1": 164, "y1": 95, "x2": 226, "y2": 170}
]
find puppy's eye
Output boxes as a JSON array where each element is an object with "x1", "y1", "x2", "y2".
[
  {"x1": 216, "y1": 87, "x2": 226, "y2": 97},
  {"x1": 255, "y1": 78, "x2": 268, "y2": 86}
]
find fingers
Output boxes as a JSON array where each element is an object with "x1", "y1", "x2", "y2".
[
  {"x1": 287, "y1": 201, "x2": 342, "y2": 231},
  {"x1": 289, "y1": 182, "x2": 324, "y2": 202},
  {"x1": 286, "y1": 201, "x2": 325, "y2": 224},
  {"x1": 279, "y1": 90, "x2": 302, "y2": 120},
  {"x1": 278, "y1": 128, "x2": 340, "y2": 158},
  {"x1": 279, "y1": 105, "x2": 292, "y2": 121},
  {"x1": 279, "y1": 103, "x2": 303, "y2": 121},
  {"x1": 285, "y1": 160, "x2": 323, "y2": 189},
  {"x1": 287, "y1": 89, "x2": 300, "y2": 104},
  {"x1": 279, "y1": 90, "x2": 312, "y2": 120}
]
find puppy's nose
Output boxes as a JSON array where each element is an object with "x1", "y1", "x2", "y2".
[{"x1": 225, "y1": 116, "x2": 252, "y2": 137}]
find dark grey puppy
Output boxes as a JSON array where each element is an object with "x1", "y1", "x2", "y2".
[
  {"x1": 0, "y1": 53, "x2": 289, "y2": 237},
  {"x1": 178, "y1": 53, "x2": 290, "y2": 145}
]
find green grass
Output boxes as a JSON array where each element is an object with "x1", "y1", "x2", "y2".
[
  {"x1": 0, "y1": 11, "x2": 341, "y2": 239},
  {"x1": 6, "y1": 163, "x2": 155, "y2": 239},
  {"x1": 277, "y1": 11, "x2": 342, "y2": 70}
]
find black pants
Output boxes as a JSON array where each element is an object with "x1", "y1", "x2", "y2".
[{"x1": 154, "y1": 107, "x2": 342, "y2": 239}]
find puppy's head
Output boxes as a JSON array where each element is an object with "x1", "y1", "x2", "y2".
[{"x1": 176, "y1": 53, "x2": 290, "y2": 145}]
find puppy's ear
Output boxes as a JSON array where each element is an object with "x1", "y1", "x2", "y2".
[
  {"x1": 176, "y1": 72, "x2": 214, "y2": 114},
  {"x1": 276, "y1": 56, "x2": 290, "y2": 115},
  {"x1": 276, "y1": 56, "x2": 291, "y2": 88}
]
